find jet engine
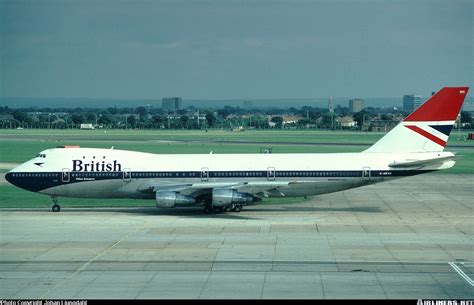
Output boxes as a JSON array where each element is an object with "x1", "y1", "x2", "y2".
[
  {"x1": 212, "y1": 189, "x2": 254, "y2": 207},
  {"x1": 155, "y1": 191, "x2": 195, "y2": 208}
]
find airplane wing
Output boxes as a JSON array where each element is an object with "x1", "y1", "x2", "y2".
[
  {"x1": 137, "y1": 180, "x2": 312, "y2": 198},
  {"x1": 388, "y1": 155, "x2": 458, "y2": 168}
]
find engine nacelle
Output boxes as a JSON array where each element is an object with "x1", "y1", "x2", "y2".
[
  {"x1": 155, "y1": 191, "x2": 195, "y2": 208},
  {"x1": 212, "y1": 189, "x2": 254, "y2": 207}
]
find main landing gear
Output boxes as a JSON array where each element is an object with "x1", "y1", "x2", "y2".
[
  {"x1": 51, "y1": 196, "x2": 61, "y2": 212},
  {"x1": 203, "y1": 204, "x2": 243, "y2": 214},
  {"x1": 232, "y1": 204, "x2": 242, "y2": 213}
]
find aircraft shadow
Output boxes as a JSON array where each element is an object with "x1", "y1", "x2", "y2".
[
  {"x1": 59, "y1": 207, "x2": 262, "y2": 220},
  {"x1": 65, "y1": 204, "x2": 383, "y2": 215},
  {"x1": 248, "y1": 205, "x2": 383, "y2": 213},
  {"x1": 4, "y1": 205, "x2": 382, "y2": 219}
]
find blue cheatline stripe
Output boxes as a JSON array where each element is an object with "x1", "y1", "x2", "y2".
[
  {"x1": 429, "y1": 125, "x2": 453, "y2": 136},
  {"x1": 6, "y1": 169, "x2": 435, "y2": 193}
]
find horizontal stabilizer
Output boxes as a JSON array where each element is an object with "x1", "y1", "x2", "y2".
[{"x1": 388, "y1": 155, "x2": 458, "y2": 168}]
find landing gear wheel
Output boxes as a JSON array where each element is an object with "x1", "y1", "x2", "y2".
[
  {"x1": 50, "y1": 196, "x2": 60, "y2": 213},
  {"x1": 203, "y1": 206, "x2": 212, "y2": 214},
  {"x1": 233, "y1": 205, "x2": 242, "y2": 213},
  {"x1": 224, "y1": 206, "x2": 232, "y2": 212},
  {"x1": 212, "y1": 206, "x2": 223, "y2": 214}
]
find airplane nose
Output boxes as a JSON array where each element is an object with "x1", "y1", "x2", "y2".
[
  {"x1": 5, "y1": 172, "x2": 14, "y2": 185},
  {"x1": 5, "y1": 171, "x2": 52, "y2": 192}
]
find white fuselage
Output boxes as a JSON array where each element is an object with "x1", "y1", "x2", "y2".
[{"x1": 6, "y1": 147, "x2": 455, "y2": 201}]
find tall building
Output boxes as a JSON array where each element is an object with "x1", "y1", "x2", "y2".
[
  {"x1": 162, "y1": 97, "x2": 183, "y2": 112},
  {"x1": 349, "y1": 99, "x2": 364, "y2": 113},
  {"x1": 403, "y1": 95, "x2": 423, "y2": 113},
  {"x1": 328, "y1": 96, "x2": 334, "y2": 113}
]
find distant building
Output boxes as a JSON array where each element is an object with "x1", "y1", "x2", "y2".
[
  {"x1": 336, "y1": 116, "x2": 356, "y2": 128},
  {"x1": 162, "y1": 97, "x2": 183, "y2": 113},
  {"x1": 243, "y1": 101, "x2": 254, "y2": 109},
  {"x1": 282, "y1": 115, "x2": 300, "y2": 125},
  {"x1": 80, "y1": 123, "x2": 95, "y2": 130},
  {"x1": 349, "y1": 99, "x2": 364, "y2": 113},
  {"x1": 461, "y1": 99, "x2": 474, "y2": 115},
  {"x1": 368, "y1": 120, "x2": 400, "y2": 132},
  {"x1": 403, "y1": 94, "x2": 423, "y2": 113}
]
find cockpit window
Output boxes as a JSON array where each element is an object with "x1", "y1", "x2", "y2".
[{"x1": 36, "y1": 154, "x2": 46, "y2": 158}]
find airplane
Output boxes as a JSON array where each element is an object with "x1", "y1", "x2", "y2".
[{"x1": 5, "y1": 87, "x2": 469, "y2": 213}]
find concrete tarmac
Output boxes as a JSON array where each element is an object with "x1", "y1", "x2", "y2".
[{"x1": 0, "y1": 174, "x2": 473, "y2": 299}]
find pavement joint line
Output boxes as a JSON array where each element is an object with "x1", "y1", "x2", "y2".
[
  {"x1": 448, "y1": 262, "x2": 474, "y2": 286},
  {"x1": 318, "y1": 271, "x2": 325, "y2": 299},
  {"x1": 38, "y1": 222, "x2": 146, "y2": 298},
  {"x1": 260, "y1": 271, "x2": 267, "y2": 299},
  {"x1": 429, "y1": 272, "x2": 453, "y2": 299},
  {"x1": 374, "y1": 272, "x2": 389, "y2": 299},
  {"x1": 135, "y1": 270, "x2": 160, "y2": 299},
  {"x1": 325, "y1": 231, "x2": 337, "y2": 264},
  {"x1": 197, "y1": 269, "x2": 212, "y2": 299}
]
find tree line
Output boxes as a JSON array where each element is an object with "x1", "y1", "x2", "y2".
[{"x1": 0, "y1": 105, "x2": 472, "y2": 130}]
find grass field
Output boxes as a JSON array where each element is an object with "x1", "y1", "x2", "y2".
[
  {"x1": 1, "y1": 129, "x2": 473, "y2": 172},
  {"x1": 1, "y1": 128, "x2": 472, "y2": 208},
  {"x1": 1, "y1": 128, "x2": 474, "y2": 146}
]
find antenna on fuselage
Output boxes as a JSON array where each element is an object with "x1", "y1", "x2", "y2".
[{"x1": 111, "y1": 146, "x2": 114, "y2": 150}]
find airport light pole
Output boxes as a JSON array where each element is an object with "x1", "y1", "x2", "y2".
[{"x1": 457, "y1": 113, "x2": 461, "y2": 140}]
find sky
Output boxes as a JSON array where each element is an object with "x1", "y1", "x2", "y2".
[{"x1": 0, "y1": 0, "x2": 472, "y2": 100}]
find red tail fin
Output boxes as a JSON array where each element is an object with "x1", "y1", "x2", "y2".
[
  {"x1": 404, "y1": 87, "x2": 469, "y2": 122},
  {"x1": 365, "y1": 86, "x2": 469, "y2": 153}
]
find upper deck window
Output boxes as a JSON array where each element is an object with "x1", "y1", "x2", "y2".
[{"x1": 36, "y1": 154, "x2": 46, "y2": 158}]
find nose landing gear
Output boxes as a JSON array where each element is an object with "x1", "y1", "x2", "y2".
[{"x1": 51, "y1": 196, "x2": 61, "y2": 212}]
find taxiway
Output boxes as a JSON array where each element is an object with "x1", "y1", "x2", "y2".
[{"x1": 1, "y1": 174, "x2": 472, "y2": 299}]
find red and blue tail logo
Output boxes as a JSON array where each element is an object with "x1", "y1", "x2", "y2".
[
  {"x1": 402, "y1": 87, "x2": 468, "y2": 148},
  {"x1": 365, "y1": 87, "x2": 469, "y2": 153}
]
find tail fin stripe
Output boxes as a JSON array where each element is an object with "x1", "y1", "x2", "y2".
[
  {"x1": 429, "y1": 125, "x2": 454, "y2": 136},
  {"x1": 405, "y1": 125, "x2": 446, "y2": 147}
]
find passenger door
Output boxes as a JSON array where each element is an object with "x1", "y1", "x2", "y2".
[
  {"x1": 62, "y1": 168, "x2": 70, "y2": 183},
  {"x1": 362, "y1": 167, "x2": 371, "y2": 181},
  {"x1": 123, "y1": 168, "x2": 131, "y2": 182},
  {"x1": 267, "y1": 167, "x2": 276, "y2": 181},
  {"x1": 201, "y1": 167, "x2": 209, "y2": 182}
]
